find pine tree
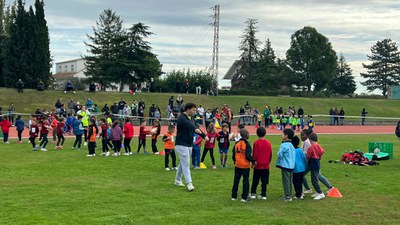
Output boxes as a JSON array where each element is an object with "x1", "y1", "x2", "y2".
[
  {"x1": 232, "y1": 18, "x2": 260, "y2": 89},
  {"x1": 252, "y1": 39, "x2": 277, "y2": 91},
  {"x1": 3, "y1": 0, "x2": 32, "y2": 88},
  {"x1": 329, "y1": 54, "x2": 356, "y2": 95},
  {"x1": 0, "y1": 0, "x2": 6, "y2": 86},
  {"x1": 34, "y1": 0, "x2": 51, "y2": 87},
  {"x1": 361, "y1": 39, "x2": 400, "y2": 97}
]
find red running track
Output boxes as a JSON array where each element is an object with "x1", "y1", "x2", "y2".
[{"x1": 3, "y1": 125, "x2": 395, "y2": 139}]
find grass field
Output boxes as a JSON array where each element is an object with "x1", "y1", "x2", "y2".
[
  {"x1": 0, "y1": 134, "x2": 399, "y2": 225},
  {"x1": 0, "y1": 88, "x2": 399, "y2": 120}
]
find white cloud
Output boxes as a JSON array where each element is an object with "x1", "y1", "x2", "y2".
[{"x1": 24, "y1": 0, "x2": 400, "y2": 94}]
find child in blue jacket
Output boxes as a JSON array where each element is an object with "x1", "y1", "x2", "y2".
[
  {"x1": 276, "y1": 128, "x2": 295, "y2": 201},
  {"x1": 291, "y1": 136, "x2": 306, "y2": 200}
]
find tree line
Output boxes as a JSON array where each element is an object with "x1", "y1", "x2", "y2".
[
  {"x1": 232, "y1": 19, "x2": 400, "y2": 97},
  {"x1": 0, "y1": 0, "x2": 51, "y2": 89}
]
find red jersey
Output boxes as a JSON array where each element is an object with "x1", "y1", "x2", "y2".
[
  {"x1": 204, "y1": 132, "x2": 220, "y2": 149},
  {"x1": 123, "y1": 123, "x2": 134, "y2": 139},
  {"x1": 41, "y1": 120, "x2": 50, "y2": 135},
  {"x1": 56, "y1": 122, "x2": 65, "y2": 135},
  {"x1": 252, "y1": 138, "x2": 272, "y2": 169},
  {"x1": 101, "y1": 124, "x2": 108, "y2": 138},
  {"x1": 139, "y1": 126, "x2": 149, "y2": 140},
  {"x1": 30, "y1": 124, "x2": 39, "y2": 138},
  {"x1": 307, "y1": 143, "x2": 325, "y2": 160},
  {"x1": 0, "y1": 119, "x2": 12, "y2": 133}
]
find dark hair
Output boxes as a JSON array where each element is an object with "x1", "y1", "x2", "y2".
[
  {"x1": 283, "y1": 128, "x2": 294, "y2": 140},
  {"x1": 256, "y1": 127, "x2": 266, "y2": 137},
  {"x1": 238, "y1": 124, "x2": 245, "y2": 129},
  {"x1": 240, "y1": 128, "x2": 249, "y2": 140},
  {"x1": 184, "y1": 102, "x2": 197, "y2": 111},
  {"x1": 112, "y1": 121, "x2": 119, "y2": 128},
  {"x1": 301, "y1": 128, "x2": 312, "y2": 136},
  {"x1": 100, "y1": 118, "x2": 106, "y2": 123},
  {"x1": 125, "y1": 118, "x2": 130, "y2": 123},
  {"x1": 168, "y1": 124, "x2": 175, "y2": 130},
  {"x1": 291, "y1": 136, "x2": 300, "y2": 148},
  {"x1": 207, "y1": 123, "x2": 215, "y2": 133},
  {"x1": 222, "y1": 123, "x2": 228, "y2": 129},
  {"x1": 309, "y1": 133, "x2": 318, "y2": 142}
]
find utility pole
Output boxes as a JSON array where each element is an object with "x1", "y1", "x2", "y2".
[{"x1": 211, "y1": 5, "x2": 220, "y2": 95}]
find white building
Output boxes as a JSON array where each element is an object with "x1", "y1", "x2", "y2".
[{"x1": 53, "y1": 58, "x2": 86, "y2": 88}]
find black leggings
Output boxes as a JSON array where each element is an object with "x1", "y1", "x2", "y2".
[
  {"x1": 112, "y1": 140, "x2": 121, "y2": 153},
  {"x1": 17, "y1": 130, "x2": 23, "y2": 141},
  {"x1": 201, "y1": 147, "x2": 216, "y2": 165},
  {"x1": 73, "y1": 134, "x2": 82, "y2": 149},
  {"x1": 137, "y1": 139, "x2": 146, "y2": 152},
  {"x1": 39, "y1": 134, "x2": 48, "y2": 148},
  {"x1": 102, "y1": 138, "x2": 109, "y2": 152},
  {"x1": 151, "y1": 139, "x2": 158, "y2": 153},
  {"x1": 57, "y1": 134, "x2": 65, "y2": 146},
  {"x1": 29, "y1": 137, "x2": 36, "y2": 148},
  {"x1": 124, "y1": 138, "x2": 132, "y2": 153}
]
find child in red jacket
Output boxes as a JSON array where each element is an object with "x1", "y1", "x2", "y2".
[
  {"x1": 123, "y1": 118, "x2": 134, "y2": 155},
  {"x1": 250, "y1": 127, "x2": 272, "y2": 200},
  {"x1": 0, "y1": 116, "x2": 12, "y2": 144},
  {"x1": 137, "y1": 120, "x2": 149, "y2": 154}
]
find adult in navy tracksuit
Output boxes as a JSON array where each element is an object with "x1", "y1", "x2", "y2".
[{"x1": 174, "y1": 103, "x2": 207, "y2": 192}]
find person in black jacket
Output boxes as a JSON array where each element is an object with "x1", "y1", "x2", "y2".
[{"x1": 174, "y1": 103, "x2": 207, "y2": 192}]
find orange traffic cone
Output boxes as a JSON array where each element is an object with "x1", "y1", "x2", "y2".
[
  {"x1": 327, "y1": 187, "x2": 342, "y2": 198},
  {"x1": 160, "y1": 151, "x2": 165, "y2": 155}
]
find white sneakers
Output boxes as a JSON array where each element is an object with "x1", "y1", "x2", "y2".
[
  {"x1": 250, "y1": 194, "x2": 257, "y2": 199},
  {"x1": 86, "y1": 154, "x2": 95, "y2": 157},
  {"x1": 314, "y1": 193, "x2": 325, "y2": 200},
  {"x1": 105, "y1": 152, "x2": 110, "y2": 157},
  {"x1": 84, "y1": 142, "x2": 87, "y2": 146},
  {"x1": 174, "y1": 180, "x2": 184, "y2": 187},
  {"x1": 303, "y1": 189, "x2": 313, "y2": 194},
  {"x1": 123, "y1": 152, "x2": 130, "y2": 156},
  {"x1": 187, "y1": 183, "x2": 195, "y2": 191},
  {"x1": 165, "y1": 168, "x2": 171, "y2": 171}
]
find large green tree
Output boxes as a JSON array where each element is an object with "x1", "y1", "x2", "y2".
[
  {"x1": 232, "y1": 18, "x2": 260, "y2": 89},
  {"x1": 361, "y1": 39, "x2": 400, "y2": 97},
  {"x1": 252, "y1": 39, "x2": 278, "y2": 90},
  {"x1": 328, "y1": 54, "x2": 356, "y2": 95},
  {"x1": 2, "y1": 0, "x2": 50, "y2": 88},
  {"x1": 84, "y1": 9, "x2": 161, "y2": 91},
  {"x1": 286, "y1": 26, "x2": 337, "y2": 93}
]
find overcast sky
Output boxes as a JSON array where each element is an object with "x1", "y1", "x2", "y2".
[{"x1": 24, "y1": 0, "x2": 400, "y2": 93}]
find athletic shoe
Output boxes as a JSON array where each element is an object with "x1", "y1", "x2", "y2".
[
  {"x1": 112, "y1": 153, "x2": 118, "y2": 156},
  {"x1": 165, "y1": 167, "x2": 170, "y2": 171},
  {"x1": 129, "y1": 152, "x2": 133, "y2": 155},
  {"x1": 174, "y1": 180, "x2": 185, "y2": 187},
  {"x1": 32, "y1": 148, "x2": 36, "y2": 151},
  {"x1": 5, "y1": 141, "x2": 10, "y2": 144},
  {"x1": 194, "y1": 167, "x2": 200, "y2": 169},
  {"x1": 280, "y1": 196, "x2": 292, "y2": 202},
  {"x1": 303, "y1": 189, "x2": 313, "y2": 194},
  {"x1": 86, "y1": 154, "x2": 93, "y2": 157},
  {"x1": 314, "y1": 193, "x2": 325, "y2": 200},
  {"x1": 187, "y1": 183, "x2": 195, "y2": 191},
  {"x1": 240, "y1": 198, "x2": 249, "y2": 202},
  {"x1": 250, "y1": 194, "x2": 257, "y2": 199},
  {"x1": 17, "y1": 141, "x2": 22, "y2": 144},
  {"x1": 72, "y1": 147, "x2": 75, "y2": 150},
  {"x1": 231, "y1": 198, "x2": 237, "y2": 201},
  {"x1": 105, "y1": 152, "x2": 110, "y2": 157},
  {"x1": 311, "y1": 193, "x2": 319, "y2": 198},
  {"x1": 100, "y1": 152, "x2": 106, "y2": 156},
  {"x1": 59, "y1": 146, "x2": 63, "y2": 150},
  {"x1": 293, "y1": 195, "x2": 304, "y2": 200},
  {"x1": 84, "y1": 142, "x2": 87, "y2": 146},
  {"x1": 212, "y1": 165, "x2": 217, "y2": 170},
  {"x1": 258, "y1": 196, "x2": 267, "y2": 200},
  {"x1": 123, "y1": 152, "x2": 129, "y2": 156},
  {"x1": 41, "y1": 148, "x2": 47, "y2": 152},
  {"x1": 154, "y1": 152, "x2": 159, "y2": 155},
  {"x1": 173, "y1": 167, "x2": 177, "y2": 170}
]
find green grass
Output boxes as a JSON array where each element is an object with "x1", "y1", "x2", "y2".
[
  {"x1": 0, "y1": 88, "x2": 399, "y2": 119},
  {"x1": 0, "y1": 134, "x2": 399, "y2": 225}
]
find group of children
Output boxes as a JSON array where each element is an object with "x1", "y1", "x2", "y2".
[{"x1": 231, "y1": 126, "x2": 329, "y2": 202}]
